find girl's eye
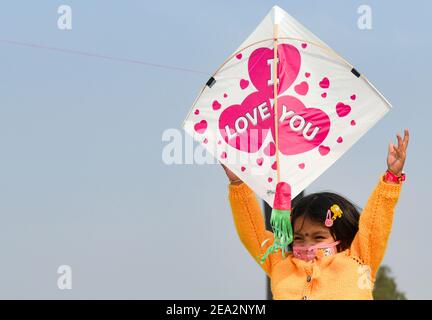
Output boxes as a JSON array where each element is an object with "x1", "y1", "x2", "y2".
[
  {"x1": 294, "y1": 237, "x2": 302, "y2": 240},
  {"x1": 315, "y1": 236, "x2": 325, "y2": 240}
]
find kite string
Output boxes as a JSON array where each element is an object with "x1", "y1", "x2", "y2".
[
  {"x1": 0, "y1": 38, "x2": 208, "y2": 75},
  {"x1": 273, "y1": 24, "x2": 281, "y2": 184}
]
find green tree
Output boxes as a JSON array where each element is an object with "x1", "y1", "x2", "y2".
[{"x1": 373, "y1": 265, "x2": 407, "y2": 300}]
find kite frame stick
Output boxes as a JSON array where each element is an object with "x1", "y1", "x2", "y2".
[
  {"x1": 272, "y1": 25, "x2": 281, "y2": 184},
  {"x1": 210, "y1": 37, "x2": 350, "y2": 80}
]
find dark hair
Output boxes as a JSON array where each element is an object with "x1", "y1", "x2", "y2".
[{"x1": 291, "y1": 192, "x2": 361, "y2": 251}]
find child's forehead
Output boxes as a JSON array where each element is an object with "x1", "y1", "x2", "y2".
[{"x1": 294, "y1": 216, "x2": 329, "y2": 234}]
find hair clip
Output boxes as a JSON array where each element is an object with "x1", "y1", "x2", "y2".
[
  {"x1": 325, "y1": 204, "x2": 344, "y2": 227},
  {"x1": 325, "y1": 209, "x2": 333, "y2": 227},
  {"x1": 330, "y1": 204, "x2": 343, "y2": 220}
]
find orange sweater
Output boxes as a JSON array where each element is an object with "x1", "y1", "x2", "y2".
[{"x1": 228, "y1": 175, "x2": 403, "y2": 300}]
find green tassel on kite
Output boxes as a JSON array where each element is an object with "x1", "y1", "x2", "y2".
[{"x1": 257, "y1": 181, "x2": 293, "y2": 265}]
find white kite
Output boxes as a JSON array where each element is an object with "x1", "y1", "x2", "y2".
[{"x1": 182, "y1": 6, "x2": 391, "y2": 261}]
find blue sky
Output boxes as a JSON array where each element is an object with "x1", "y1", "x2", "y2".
[{"x1": 0, "y1": 0, "x2": 430, "y2": 299}]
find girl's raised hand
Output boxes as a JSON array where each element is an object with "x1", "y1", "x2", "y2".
[
  {"x1": 221, "y1": 163, "x2": 242, "y2": 184},
  {"x1": 387, "y1": 129, "x2": 409, "y2": 176}
]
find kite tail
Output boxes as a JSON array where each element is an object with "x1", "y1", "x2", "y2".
[
  {"x1": 257, "y1": 181, "x2": 293, "y2": 265},
  {"x1": 257, "y1": 208, "x2": 293, "y2": 265},
  {"x1": 271, "y1": 208, "x2": 293, "y2": 246}
]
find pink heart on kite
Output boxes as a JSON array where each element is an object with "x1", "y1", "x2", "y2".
[
  {"x1": 248, "y1": 44, "x2": 301, "y2": 99},
  {"x1": 294, "y1": 81, "x2": 309, "y2": 96},
  {"x1": 240, "y1": 79, "x2": 249, "y2": 90},
  {"x1": 318, "y1": 145, "x2": 331, "y2": 156},
  {"x1": 256, "y1": 157, "x2": 264, "y2": 166},
  {"x1": 212, "y1": 100, "x2": 221, "y2": 110},
  {"x1": 218, "y1": 91, "x2": 272, "y2": 153},
  {"x1": 194, "y1": 120, "x2": 207, "y2": 134},
  {"x1": 271, "y1": 95, "x2": 331, "y2": 155},
  {"x1": 336, "y1": 102, "x2": 351, "y2": 117},
  {"x1": 319, "y1": 77, "x2": 330, "y2": 89}
]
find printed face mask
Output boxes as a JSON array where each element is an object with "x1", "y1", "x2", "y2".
[{"x1": 293, "y1": 241, "x2": 340, "y2": 261}]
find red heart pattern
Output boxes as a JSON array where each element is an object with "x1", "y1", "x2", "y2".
[
  {"x1": 248, "y1": 44, "x2": 301, "y2": 99},
  {"x1": 272, "y1": 96, "x2": 331, "y2": 155},
  {"x1": 200, "y1": 42, "x2": 358, "y2": 162}
]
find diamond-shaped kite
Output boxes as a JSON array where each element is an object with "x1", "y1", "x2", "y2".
[{"x1": 182, "y1": 6, "x2": 391, "y2": 261}]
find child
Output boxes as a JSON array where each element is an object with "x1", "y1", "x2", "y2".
[{"x1": 223, "y1": 129, "x2": 409, "y2": 300}]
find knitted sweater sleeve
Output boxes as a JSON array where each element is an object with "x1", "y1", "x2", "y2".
[
  {"x1": 228, "y1": 182, "x2": 282, "y2": 278},
  {"x1": 350, "y1": 175, "x2": 403, "y2": 279}
]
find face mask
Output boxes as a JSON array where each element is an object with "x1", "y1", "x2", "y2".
[{"x1": 293, "y1": 241, "x2": 340, "y2": 261}]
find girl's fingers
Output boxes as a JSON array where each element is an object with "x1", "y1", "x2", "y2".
[
  {"x1": 388, "y1": 143, "x2": 394, "y2": 154},
  {"x1": 394, "y1": 146, "x2": 404, "y2": 158},
  {"x1": 221, "y1": 163, "x2": 231, "y2": 174},
  {"x1": 389, "y1": 140, "x2": 404, "y2": 159},
  {"x1": 403, "y1": 129, "x2": 410, "y2": 149},
  {"x1": 397, "y1": 134, "x2": 403, "y2": 149}
]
